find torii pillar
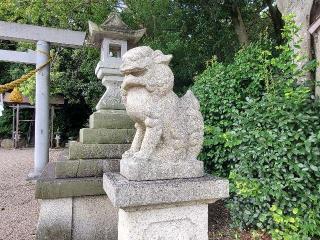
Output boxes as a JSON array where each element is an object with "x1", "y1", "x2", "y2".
[{"x1": 0, "y1": 21, "x2": 86, "y2": 178}]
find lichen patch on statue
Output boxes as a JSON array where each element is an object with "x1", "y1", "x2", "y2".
[{"x1": 119, "y1": 46, "x2": 204, "y2": 181}]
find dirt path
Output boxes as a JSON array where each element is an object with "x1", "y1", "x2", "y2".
[{"x1": 0, "y1": 148, "x2": 62, "y2": 240}]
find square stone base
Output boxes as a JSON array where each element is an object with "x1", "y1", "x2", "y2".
[
  {"x1": 118, "y1": 204, "x2": 208, "y2": 240},
  {"x1": 104, "y1": 172, "x2": 228, "y2": 240},
  {"x1": 104, "y1": 172, "x2": 228, "y2": 208},
  {"x1": 35, "y1": 162, "x2": 118, "y2": 240},
  {"x1": 120, "y1": 157, "x2": 204, "y2": 181}
]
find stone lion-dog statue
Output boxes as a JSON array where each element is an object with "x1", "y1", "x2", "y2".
[{"x1": 119, "y1": 46, "x2": 204, "y2": 180}]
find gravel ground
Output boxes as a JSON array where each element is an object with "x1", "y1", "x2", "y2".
[
  {"x1": 0, "y1": 148, "x2": 229, "y2": 240},
  {"x1": 0, "y1": 148, "x2": 266, "y2": 240},
  {"x1": 0, "y1": 148, "x2": 63, "y2": 240}
]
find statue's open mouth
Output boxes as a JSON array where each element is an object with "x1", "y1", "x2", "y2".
[{"x1": 121, "y1": 67, "x2": 146, "y2": 77}]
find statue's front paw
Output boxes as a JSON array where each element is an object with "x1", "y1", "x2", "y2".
[
  {"x1": 122, "y1": 150, "x2": 135, "y2": 159},
  {"x1": 133, "y1": 151, "x2": 148, "y2": 160}
]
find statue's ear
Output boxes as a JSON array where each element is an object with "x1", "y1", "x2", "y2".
[{"x1": 152, "y1": 50, "x2": 172, "y2": 65}]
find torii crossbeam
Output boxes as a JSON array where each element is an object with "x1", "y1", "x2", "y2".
[{"x1": 0, "y1": 21, "x2": 86, "y2": 179}]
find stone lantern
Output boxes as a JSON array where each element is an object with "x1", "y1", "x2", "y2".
[
  {"x1": 34, "y1": 13, "x2": 145, "y2": 240},
  {"x1": 67, "y1": 12, "x2": 146, "y2": 162},
  {"x1": 88, "y1": 13, "x2": 146, "y2": 111}
]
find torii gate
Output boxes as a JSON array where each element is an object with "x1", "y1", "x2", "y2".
[{"x1": 0, "y1": 21, "x2": 86, "y2": 179}]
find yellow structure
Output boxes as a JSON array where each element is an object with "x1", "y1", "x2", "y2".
[{"x1": 8, "y1": 87, "x2": 23, "y2": 103}]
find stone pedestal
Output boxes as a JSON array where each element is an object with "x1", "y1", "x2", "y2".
[
  {"x1": 35, "y1": 162, "x2": 118, "y2": 240},
  {"x1": 104, "y1": 172, "x2": 229, "y2": 240},
  {"x1": 118, "y1": 204, "x2": 208, "y2": 240},
  {"x1": 36, "y1": 196, "x2": 118, "y2": 240},
  {"x1": 35, "y1": 107, "x2": 134, "y2": 240},
  {"x1": 103, "y1": 46, "x2": 229, "y2": 239},
  {"x1": 120, "y1": 157, "x2": 204, "y2": 181}
]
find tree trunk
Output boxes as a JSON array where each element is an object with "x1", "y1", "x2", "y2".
[
  {"x1": 311, "y1": 0, "x2": 320, "y2": 97},
  {"x1": 264, "y1": 0, "x2": 284, "y2": 42},
  {"x1": 277, "y1": 0, "x2": 314, "y2": 84},
  {"x1": 230, "y1": 4, "x2": 249, "y2": 46}
]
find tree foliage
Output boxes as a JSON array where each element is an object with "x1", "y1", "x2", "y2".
[
  {"x1": 0, "y1": 0, "x2": 282, "y2": 138},
  {"x1": 193, "y1": 15, "x2": 320, "y2": 239},
  {"x1": 0, "y1": 0, "x2": 116, "y2": 137},
  {"x1": 0, "y1": 1, "x2": 317, "y2": 238},
  {"x1": 121, "y1": 0, "x2": 279, "y2": 89}
]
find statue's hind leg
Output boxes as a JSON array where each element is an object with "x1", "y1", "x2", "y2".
[
  {"x1": 133, "y1": 117, "x2": 162, "y2": 160},
  {"x1": 122, "y1": 123, "x2": 145, "y2": 158}
]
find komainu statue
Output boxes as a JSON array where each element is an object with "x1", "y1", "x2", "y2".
[{"x1": 119, "y1": 46, "x2": 204, "y2": 181}]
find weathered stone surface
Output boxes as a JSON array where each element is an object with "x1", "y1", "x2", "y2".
[
  {"x1": 69, "y1": 141, "x2": 130, "y2": 160},
  {"x1": 120, "y1": 157, "x2": 204, "y2": 181},
  {"x1": 36, "y1": 163, "x2": 105, "y2": 199},
  {"x1": 77, "y1": 161, "x2": 100, "y2": 177},
  {"x1": 55, "y1": 158, "x2": 120, "y2": 178},
  {"x1": 55, "y1": 160, "x2": 79, "y2": 178},
  {"x1": 88, "y1": 12, "x2": 146, "y2": 46},
  {"x1": 55, "y1": 159, "x2": 102, "y2": 178},
  {"x1": 89, "y1": 110, "x2": 134, "y2": 129},
  {"x1": 36, "y1": 196, "x2": 118, "y2": 240},
  {"x1": 0, "y1": 20, "x2": 85, "y2": 48},
  {"x1": 80, "y1": 128, "x2": 135, "y2": 144},
  {"x1": 119, "y1": 46, "x2": 204, "y2": 180},
  {"x1": 96, "y1": 75, "x2": 125, "y2": 111},
  {"x1": 103, "y1": 158, "x2": 121, "y2": 172},
  {"x1": 36, "y1": 177, "x2": 104, "y2": 199},
  {"x1": 104, "y1": 172, "x2": 229, "y2": 208},
  {"x1": 118, "y1": 204, "x2": 208, "y2": 240},
  {"x1": 0, "y1": 138, "x2": 14, "y2": 149},
  {"x1": 73, "y1": 196, "x2": 118, "y2": 240},
  {"x1": 36, "y1": 198, "x2": 73, "y2": 240},
  {"x1": 94, "y1": 47, "x2": 125, "y2": 111},
  {"x1": 0, "y1": 49, "x2": 36, "y2": 64}
]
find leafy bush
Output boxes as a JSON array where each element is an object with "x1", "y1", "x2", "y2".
[
  {"x1": 0, "y1": 106, "x2": 33, "y2": 140},
  {"x1": 193, "y1": 15, "x2": 320, "y2": 239},
  {"x1": 192, "y1": 40, "x2": 271, "y2": 176},
  {"x1": 0, "y1": 108, "x2": 12, "y2": 138}
]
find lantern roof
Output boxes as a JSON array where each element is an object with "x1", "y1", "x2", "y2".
[{"x1": 88, "y1": 12, "x2": 146, "y2": 46}]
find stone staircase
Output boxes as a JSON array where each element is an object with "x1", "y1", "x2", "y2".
[
  {"x1": 55, "y1": 109, "x2": 134, "y2": 179},
  {"x1": 35, "y1": 109, "x2": 135, "y2": 240}
]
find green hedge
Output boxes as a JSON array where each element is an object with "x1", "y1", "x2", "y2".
[
  {"x1": 193, "y1": 15, "x2": 320, "y2": 239},
  {"x1": 0, "y1": 108, "x2": 12, "y2": 138}
]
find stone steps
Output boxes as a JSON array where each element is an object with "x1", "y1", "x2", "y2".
[
  {"x1": 69, "y1": 142, "x2": 130, "y2": 160},
  {"x1": 89, "y1": 110, "x2": 134, "y2": 129},
  {"x1": 36, "y1": 163, "x2": 105, "y2": 199},
  {"x1": 80, "y1": 128, "x2": 135, "y2": 144},
  {"x1": 54, "y1": 151, "x2": 120, "y2": 178}
]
